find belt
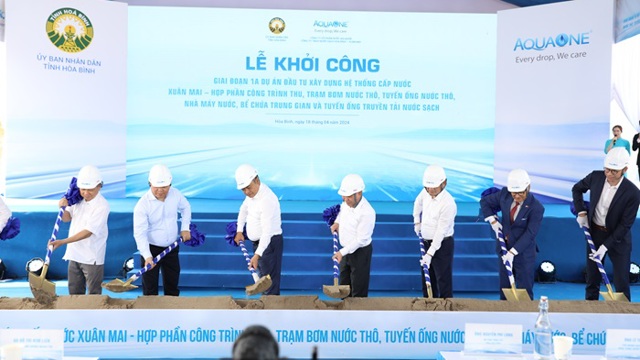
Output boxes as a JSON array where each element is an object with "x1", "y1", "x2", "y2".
[{"x1": 592, "y1": 223, "x2": 608, "y2": 232}]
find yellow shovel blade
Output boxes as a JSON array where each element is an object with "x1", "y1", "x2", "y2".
[
  {"x1": 246, "y1": 275, "x2": 272, "y2": 296},
  {"x1": 600, "y1": 285, "x2": 629, "y2": 302},
  {"x1": 502, "y1": 286, "x2": 531, "y2": 301},
  {"x1": 28, "y1": 266, "x2": 56, "y2": 305},
  {"x1": 101, "y1": 278, "x2": 138, "y2": 293}
]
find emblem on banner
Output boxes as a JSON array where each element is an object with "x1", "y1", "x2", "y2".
[
  {"x1": 46, "y1": 8, "x2": 94, "y2": 53},
  {"x1": 268, "y1": 17, "x2": 285, "y2": 35}
]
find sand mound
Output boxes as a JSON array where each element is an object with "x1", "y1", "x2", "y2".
[{"x1": 2, "y1": 295, "x2": 640, "y2": 313}]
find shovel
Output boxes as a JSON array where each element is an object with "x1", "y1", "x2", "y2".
[
  {"x1": 497, "y1": 230, "x2": 530, "y2": 301},
  {"x1": 102, "y1": 240, "x2": 180, "y2": 293},
  {"x1": 29, "y1": 177, "x2": 82, "y2": 303},
  {"x1": 29, "y1": 245, "x2": 56, "y2": 304},
  {"x1": 322, "y1": 232, "x2": 350, "y2": 298},
  {"x1": 580, "y1": 225, "x2": 628, "y2": 301},
  {"x1": 239, "y1": 240, "x2": 272, "y2": 295},
  {"x1": 419, "y1": 235, "x2": 433, "y2": 299}
]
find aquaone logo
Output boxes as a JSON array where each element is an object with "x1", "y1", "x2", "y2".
[
  {"x1": 269, "y1": 17, "x2": 285, "y2": 35},
  {"x1": 513, "y1": 32, "x2": 590, "y2": 51},
  {"x1": 313, "y1": 20, "x2": 348, "y2": 28},
  {"x1": 46, "y1": 8, "x2": 93, "y2": 53}
]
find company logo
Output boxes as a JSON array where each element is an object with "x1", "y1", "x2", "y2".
[
  {"x1": 313, "y1": 20, "x2": 348, "y2": 28},
  {"x1": 269, "y1": 17, "x2": 285, "y2": 35},
  {"x1": 513, "y1": 32, "x2": 590, "y2": 51},
  {"x1": 46, "y1": 8, "x2": 94, "y2": 53}
]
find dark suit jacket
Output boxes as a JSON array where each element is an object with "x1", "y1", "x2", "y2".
[
  {"x1": 572, "y1": 171, "x2": 640, "y2": 251},
  {"x1": 633, "y1": 134, "x2": 640, "y2": 165},
  {"x1": 480, "y1": 187, "x2": 545, "y2": 255}
]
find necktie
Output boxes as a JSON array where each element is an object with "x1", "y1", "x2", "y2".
[{"x1": 510, "y1": 202, "x2": 520, "y2": 223}]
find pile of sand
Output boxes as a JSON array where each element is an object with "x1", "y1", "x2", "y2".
[{"x1": 1, "y1": 295, "x2": 640, "y2": 313}]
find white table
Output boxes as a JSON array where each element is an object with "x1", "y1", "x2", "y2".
[{"x1": 438, "y1": 351, "x2": 604, "y2": 360}]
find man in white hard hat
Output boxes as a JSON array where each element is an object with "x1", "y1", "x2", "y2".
[
  {"x1": 50, "y1": 165, "x2": 110, "y2": 295},
  {"x1": 413, "y1": 165, "x2": 457, "y2": 298},
  {"x1": 234, "y1": 164, "x2": 283, "y2": 295},
  {"x1": 330, "y1": 174, "x2": 376, "y2": 297},
  {"x1": 133, "y1": 164, "x2": 192, "y2": 296},
  {"x1": 480, "y1": 168, "x2": 544, "y2": 300},
  {"x1": 572, "y1": 147, "x2": 640, "y2": 301}
]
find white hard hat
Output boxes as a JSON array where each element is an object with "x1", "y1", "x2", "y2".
[
  {"x1": 148, "y1": 164, "x2": 172, "y2": 187},
  {"x1": 605, "y1": 147, "x2": 629, "y2": 170},
  {"x1": 422, "y1": 165, "x2": 446, "y2": 187},
  {"x1": 507, "y1": 169, "x2": 531, "y2": 192},
  {"x1": 235, "y1": 164, "x2": 258, "y2": 189},
  {"x1": 338, "y1": 174, "x2": 365, "y2": 196},
  {"x1": 77, "y1": 165, "x2": 102, "y2": 189}
]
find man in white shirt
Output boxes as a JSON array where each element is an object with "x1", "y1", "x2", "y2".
[
  {"x1": 413, "y1": 165, "x2": 457, "y2": 298},
  {"x1": 134, "y1": 164, "x2": 191, "y2": 296},
  {"x1": 50, "y1": 165, "x2": 110, "y2": 295},
  {"x1": 234, "y1": 164, "x2": 283, "y2": 295},
  {"x1": 572, "y1": 147, "x2": 640, "y2": 301},
  {"x1": 330, "y1": 174, "x2": 376, "y2": 298}
]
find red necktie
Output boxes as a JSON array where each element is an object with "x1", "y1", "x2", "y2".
[{"x1": 510, "y1": 202, "x2": 520, "y2": 224}]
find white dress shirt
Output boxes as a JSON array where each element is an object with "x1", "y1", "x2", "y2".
[
  {"x1": 0, "y1": 197, "x2": 12, "y2": 231},
  {"x1": 63, "y1": 193, "x2": 110, "y2": 265},
  {"x1": 593, "y1": 178, "x2": 620, "y2": 227},
  {"x1": 236, "y1": 183, "x2": 282, "y2": 257},
  {"x1": 134, "y1": 187, "x2": 192, "y2": 259},
  {"x1": 413, "y1": 188, "x2": 456, "y2": 256},
  {"x1": 336, "y1": 196, "x2": 376, "y2": 256}
]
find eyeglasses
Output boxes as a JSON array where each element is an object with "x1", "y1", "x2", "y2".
[
  {"x1": 604, "y1": 168, "x2": 621, "y2": 175},
  {"x1": 510, "y1": 190, "x2": 527, "y2": 197}
]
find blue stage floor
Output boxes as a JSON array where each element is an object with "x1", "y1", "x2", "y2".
[{"x1": 2, "y1": 279, "x2": 640, "y2": 302}]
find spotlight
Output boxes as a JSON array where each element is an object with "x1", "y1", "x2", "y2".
[
  {"x1": 0, "y1": 258, "x2": 6, "y2": 280},
  {"x1": 537, "y1": 260, "x2": 556, "y2": 283},
  {"x1": 122, "y1": 257, "x2": 134, "y2": 276},
  {"x1": 630, "y1": 262, "x2": 640, "y2": 284},
  {"x1": 26, "y1": 258, "x2": 44, "y2": 276}
]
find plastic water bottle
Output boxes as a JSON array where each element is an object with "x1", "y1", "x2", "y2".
[{"x1": 533, "y1": 295, "x2": 552, "y2": 360}]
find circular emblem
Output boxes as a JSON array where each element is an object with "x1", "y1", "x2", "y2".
[
  {"x1": 268, "y1": 17, "x2": 285, "y2": 35},
  {"x1": 555, "y1": 33, "x2": 569, "y2": 47},
  {"x1": 46, "y1": 8, "x2": 93, "y2": 53}
]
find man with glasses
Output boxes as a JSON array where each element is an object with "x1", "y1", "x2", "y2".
[
  {"x1": 413, "y1": 165, "x2": 457, "y2": 298},
  {"x1": 234, "y1": 164, "x2": 283, "y2": 295},
  {"x1": 480, "y1": 169, "x2": 544, "y2": 300},
  {"x1": 572, "y1": 147, "x2": 640, "y2": 301}
]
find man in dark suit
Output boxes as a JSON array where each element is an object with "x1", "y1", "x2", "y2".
[
  {"x1": 480, "y1": 169, "x2": 545, "y2": 300},
  {"x1": 572, "y1": 147, "x2": 640, "y2": 301},
  {"x1": 632, "y1": 120, "x2": 640, "y2": 180}
]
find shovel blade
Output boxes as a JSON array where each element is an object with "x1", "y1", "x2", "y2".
[
  {"x1": 102, "y1": 278, "x2": 138, "y2": 293},
  {"x1": 502, "y1": 287, "x2": 531, "y2": 301},
  {"x1": 322, "y1": 284, "x2": 350, "y2": 298},
  {"x1": 29, "y1": 271, "x2": 57, "y2": 304},
  {"x1": 600, "y1": 291, "x2": 629, "y2": 302},
  {"x1": 245, "y1": 274, "x2": 272, "y2": 296}
]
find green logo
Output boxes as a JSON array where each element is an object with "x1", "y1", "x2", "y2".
[{"x1": 46, "y1": 8, "x2": 93, "y2": 53}]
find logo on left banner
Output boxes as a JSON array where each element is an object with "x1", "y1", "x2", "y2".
[{"x1": 46, "y1": 8, "x2": 94, "y2": 53}]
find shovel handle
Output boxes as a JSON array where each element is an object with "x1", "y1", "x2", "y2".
[
  {"x1": 418, "y1": 235, "x2": 432, "y2": 296},
  {"x1": 581, "y1": 226, "x2": 612, "y2": 287},
  {"x1": 496, "y1": 230, "x2": 517, "y2": 287},
  {"x1": 129, "y1": 239, "x2": 181, "y2": 281},
  {"x1": 50, "y1": 207, "x2": 66, "y2": 242},
  {"x1": 239, "y1": 240, "x2": 259, "y2": 279},
  {"x1": 43, "y1": 245, "x2": 54, "y2": 266},
  {"x1": 332, "y1": 232, "x2": 340, "y2": 281}
]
